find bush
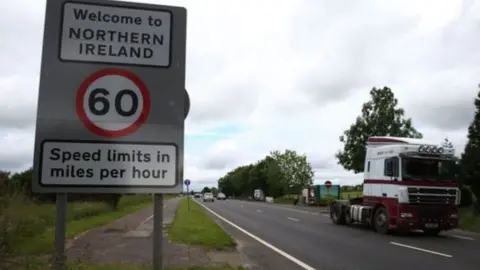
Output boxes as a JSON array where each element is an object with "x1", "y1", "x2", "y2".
[{"x1": 460, "y1": 185, "x2": 473, "y2": 208}]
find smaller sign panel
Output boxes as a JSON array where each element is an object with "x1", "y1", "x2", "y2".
[
  {"x1": 60, "y1": 1, "x2": 172, "y2": 67},
  {"x1": 39, "y1": 140, "x2": 178, "y2": 187},
  {"x1": 319, "y1": 185, "x2": 340, "y2": 200}
]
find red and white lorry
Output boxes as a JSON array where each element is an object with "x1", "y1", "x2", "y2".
[{"x1": 330, "y1": 136, "x2": 460, "y2": 235}]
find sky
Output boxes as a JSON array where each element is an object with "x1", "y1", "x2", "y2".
[{"x1": 2, "y1": 0, "x2": 480, "y2": 192}]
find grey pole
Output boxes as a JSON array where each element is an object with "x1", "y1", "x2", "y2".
[
  {"x1": 55, "y1": 193, "x2": 67, "y2": 270},
  {"x1": 153, "y1": 194, "x2": 164, "y2": 270},
  {"x1": 187, "y1": 186, "x2": 190, "y2": 210}
]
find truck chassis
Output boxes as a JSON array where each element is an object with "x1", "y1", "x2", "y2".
[{"x1": 330, "y1": 198, "x2": 448, "y2": 236}]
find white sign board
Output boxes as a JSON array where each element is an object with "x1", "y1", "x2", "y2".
[
  {"x1": 40, "y1": 141, "x2": 177, "y2": 186},
  {"x1": 33, "y1": 0, "x2": 186, "y2": 194},
  {"x1": 60, "y1": 2, "x2": 172, "y2": 67}
]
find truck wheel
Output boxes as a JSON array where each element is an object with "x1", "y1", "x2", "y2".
[
  {"x1": 373, "y1": 207, "x2": 390, "y2": 234},
  {"x1": 330, "y1": 203, "x2": 346, "y2": 225},
  {"x1": 344, "y1": 210, "x2": 353, "y2": 225},
  {"x1": 423, "y1": 229, "x2": 441, "y2": 236}
]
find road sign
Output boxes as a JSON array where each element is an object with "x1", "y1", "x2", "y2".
[
  {"x1": 60, "y1": 1, "x2": 172, "y2": 67},
  {"x1": 76, "y1": 68, "x2": 150, "y2": 137},
  {"x1": 32, "y1": 0, "x2": 187, "y2": 194},
  {"x1": 184, "y1": 179, "x2": 190, "y2": 186},
  {"x1": 325, "y1": 180, "x2": 332, "y2": 189}
]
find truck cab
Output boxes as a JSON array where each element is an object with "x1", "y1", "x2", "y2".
[{"x1": 331, "y1": 136, "x2": 460, "y2": 235}]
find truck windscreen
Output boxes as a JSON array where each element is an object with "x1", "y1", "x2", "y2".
[{"x1": 402, "y1": 157, "x2": 456, "y2": 181}]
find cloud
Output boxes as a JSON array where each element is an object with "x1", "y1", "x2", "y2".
[{"x1": 2, "y1": 0, "x2": 479, "y2": 191}]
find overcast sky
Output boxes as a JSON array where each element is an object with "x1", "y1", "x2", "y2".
[{"x1": 2, "y1": 0, "x2": 480, "y2": 191}]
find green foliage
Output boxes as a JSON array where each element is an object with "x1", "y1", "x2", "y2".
[
  {"x1": 0, "y1": 168, "x2": 128, "y2": 210},
  {"x1": 270, "y1": 150, "x2": 314, "y2": 194},
  {"x1": 201, "y1": 186, "x2": 211, "y2": 193},
  {"x1": 442, "y1": 137, "x2": 454, "y2": 149},
  {"x1": 460, "y1": 185, "x2": 473, "y2": 208},
  {"x1": 459, "y1": 88, "x2": 480, "y2": 214},
  {"x1": 218, "y1": 149, "x2": 314, "y2": 198},
  {"x1": 336, "y1": 86, "x2": 423, "y2": 173}
]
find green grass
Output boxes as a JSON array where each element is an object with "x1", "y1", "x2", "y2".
[
  {"x1": 2, "y1": 194, "x2": 176, "y2": 256},
  {"x1": 167, "y1": 198, "x2": 235, "y2": 250},
  {"x1": 273, "y1": 195, "x2": 297, "y2": 204},
  {"x1": 459, "y1": 208, "x2": 480, "y2": 233},
  {"x1": 340, "y1": 191, "x2": 363, "y2": 200},
  {"x1": 3, "y1": 258, "x2": 243, "y2": 270}
]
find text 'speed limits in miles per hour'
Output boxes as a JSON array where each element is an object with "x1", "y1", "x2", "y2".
[
  {"x1": 39, "y1": 140, "x2": 178, "y2": 187},
  {"x1": 60, "y1": 1, "x2": 172, "y2": 67}
]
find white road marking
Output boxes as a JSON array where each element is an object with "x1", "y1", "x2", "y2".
[
  {"x1": 288, "y1": 217, "x2": 300, "y2": 222},
  {"x1": 240, "y1": 201, "x2": 311, "y2": 214},
  {"x1": 256, "y1": 209, "x2": 262, "y2": 213},
  {"x1": 139, "y1": 215, "x2": 154, "y2": 226},
  {"x1": 450, "y1": 235, "x2": 475, "y2": 241},
  {"x1": 195, "y1": 200, "x2": 316, "y2": 270},
  {"x1": 390, "y1": 242, "x2": 452, "y2": 258},
  {"x1": 323, "y1": 214, "x2": 330, "y2": 217},
  {"x1": 312, "y1": 213, "x2": 319, "y2": 216}
]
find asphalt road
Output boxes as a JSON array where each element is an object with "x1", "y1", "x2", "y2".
[{"x1": 197, "y1": 198, "x2": 480, "y2": 270}]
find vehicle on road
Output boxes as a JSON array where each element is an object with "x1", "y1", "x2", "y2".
[
  {"x1": 217, "y1": 192, "x2": 226, "y2": 200},
  {"x1": 253, "y1": 189, "x2": 265, "y2": 201},
  {"x1": 203, "y1": 192, "x2": 215, "y2": 202},
  {"x1": 194, "y1": 193, "x2": 202, "y2": 198},
  {"x1": 330, "y1": 136, "x2": 460, "y2": 236}
]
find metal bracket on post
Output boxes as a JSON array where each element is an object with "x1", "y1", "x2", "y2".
[
  {"x1": 55, "y1": 193, "x2": 67, "y2": 270},
  {"x1": 152, "y1": 194, "x2": 164, "y2": 270}
]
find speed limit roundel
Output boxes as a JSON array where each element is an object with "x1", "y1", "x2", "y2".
[{"x1": 75, "y1": 68, "x2": 151, "y2": 138}]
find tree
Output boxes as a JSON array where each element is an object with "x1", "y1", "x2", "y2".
[
  {"x1": 216, "y1": 149, "x2": 314, "y2": 198},
  {"x1": 442, "y1": 138, "x2": 454, "y2": 149},
  {"x1": 270, "y1": 149, "x2": 314, "y2": 194},
  {"x1": 201, "y1": 186, "x2": 211, "y2": 193},
  {"x1": 459, "y1": 88, "x2": 480, "y2": 214},
  {"x1": 336, "y1": 86, "x2": 423, "y2": 173}
]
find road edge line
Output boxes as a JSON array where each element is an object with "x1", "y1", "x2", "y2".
[
  {"x1": 389, "y1": 242, "x2": 452, "y2": 258},
  {"x1": 194, "y1": 200, "x2": 316, "y2": 270}
]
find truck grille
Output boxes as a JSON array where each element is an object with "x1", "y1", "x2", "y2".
[{"x1": 407, "y1": 187, "x2": 457, "y2": 205}]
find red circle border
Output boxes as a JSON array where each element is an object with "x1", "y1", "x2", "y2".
[{"x1": 75, "y1": 68, "x2": 151, "y2": 138}]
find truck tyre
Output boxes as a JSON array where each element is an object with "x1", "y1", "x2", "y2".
[
  {"x1": 330, "y1": 203, "x2": 346, "y2": 225},
  {"x1": 344, "y1": 209, "x2": 354, "y2": 225},
  {"x1": 373, "y1": 207, "x2": 390, "y2": 234},
  {"x1": 423, "y1": 229, "x2": 441, "y2": 236}
]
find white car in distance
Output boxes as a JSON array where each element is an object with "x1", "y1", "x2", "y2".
[
  {"x1": 217, "y1": 192, "x2": 226, "y2": 200},
  {"x1": 203, "y1": 192, "x2": 215, "y2": 202}
]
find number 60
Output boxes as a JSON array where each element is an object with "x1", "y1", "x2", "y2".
[{"x1": 88, "y1": 88, "x2": 139, "y2": 117}]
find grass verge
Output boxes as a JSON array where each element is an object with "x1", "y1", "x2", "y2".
[
  {"x1": 5, "y1": 258, "x2": 243, "y2": 270},
  {"x1": 4, "y1": 195, "x2": 176, "y2": 256},
  {"x1": 273, "y1": 195, "x2": 297, "y2": 204},
  {"x1": 167, "y1": 198, "x2": 235, "y2": 250},
  {"x1": 340, "y1": 191, "x2": 363, "y2": 200},
  {"x1": 459, "y1": 208, "x2": 480, "y2": 233},
  {"x1": 4, "y1": 257, "x2": 243, "y2": 270}
]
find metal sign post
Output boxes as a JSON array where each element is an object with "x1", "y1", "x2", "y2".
[
  {"x1": 184, "y1": 179, "x2": 191, "y2": 210},
  {"x1": 32, "y1": 1, "x2": 187, "y2": 269}
]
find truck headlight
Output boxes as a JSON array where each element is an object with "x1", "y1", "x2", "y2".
[
  {"x1": 450, "y1": 213, "x2": 458, "y2": 219},
  {"x1": 398, "y1": 187, "x2": 409, "y2": 203}
]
